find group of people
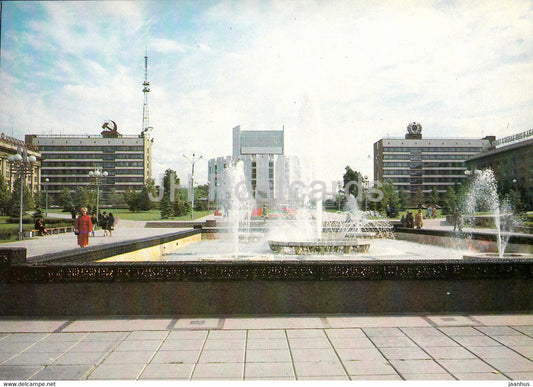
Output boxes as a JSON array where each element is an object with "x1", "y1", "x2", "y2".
[
  {"x1": 400, "y1": 209, "x2": 426, "y2": 229},
  {"x1": 74, "y1": 207, "x2": 116, "y2": 248}
]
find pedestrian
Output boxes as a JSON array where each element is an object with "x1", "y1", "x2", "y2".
[
  {"x1": 70, "y1": 206, "x2": 77, "y2": 220},
  {"x1": 406, "y1": 211, "x2": 415, "y2": 228},
  {"x1": 432, "y1": 205, "x2": 437, "y2": 219},
  {"x1": 415, "y1": 209, "x2": 424, "y2": 229},
  {"x1": 74, "y1": 207, "x2": 92, "y2": 248},
  {"x1": 100, "y1": 211, "x2": 108, "y2": 236},
  {"x1": 90, "y1": 213, "x2": 97, "y2": 237},
  {"x1": 34, "y1": 217, "x2": 49, "y2": 236},
  {"x1": 386, "y1": 204, "x2": 392, "y2": 218},
  {"x1": 107, "y1": 212, "x2": 115, "y2": 237},
  {"x1": 400, "y1": 215, "x2": 406, "y2": 228}
]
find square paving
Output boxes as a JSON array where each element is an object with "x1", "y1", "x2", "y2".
[{"x1": 0, "y1": 314, "x2": 532, "y2": 380}]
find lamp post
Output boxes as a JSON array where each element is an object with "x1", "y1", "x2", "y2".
[
  {"x1": 8, "y1": 147, "x2": 37, "y2": 240},
  {"x1": 88, "y1": 168, "x2": 108, "y2": 224},
  {"x1": 183, "y1": 153, "x2": 203, "y2": 220},
  {"x1": 363, "y1": 175, "x2": 369, "y2": 212},
  {"x1": 44, "y1": 178, "x2": 49, "y2": 218}
]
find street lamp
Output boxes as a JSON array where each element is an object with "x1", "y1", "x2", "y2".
[
  {"x1": 183, "y1": 153, "x2": 203, "y2": 220},
  {"x1": 44, "y1": 178, "x2": 49, "y2": 218},
  {"x1": 363, "y1": 175, "x2": 369, "y2": 212},
  {"x1": 8, "y1": 147, "x2": 37, "y2": 240},
  {"x1": 88, "y1": 168, "x2": 108, "y2": 223}
]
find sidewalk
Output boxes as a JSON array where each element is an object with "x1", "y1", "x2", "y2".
[
  {"x1": 0, "y1": 220, "x2": 188, "y2": 259},
  {"x1": 0, "y1": 314, "x2": 532, "y2": 380}
]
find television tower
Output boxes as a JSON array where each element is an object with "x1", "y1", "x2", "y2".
[{"x1": 141, "y1": 52, "x2": 152, "y2": 138}]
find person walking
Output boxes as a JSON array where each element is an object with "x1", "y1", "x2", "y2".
[
  {"x1": 107, "y1": 212, "x2": 115, "y2": 237},
  {"x1": 453, "y1": 208, "x2": 463, "y2": 232},
  {"x1": 90, "y1": 213, "x2": 97, "y2": 237},
  {"x1": 74, "y1": 207, "x2": 92, "y2": 248},
  {"x1": 406, "y1": 211, "x2": 415, "y2": 228},
  {"x1": 415, "y1": 209, "x2": 424, "y2": 229},
  {"x1": 70, "y1": 206, "x2": 77, "y2": 220},
  {"x1": 100, "y1": 211, "x2": 109, "y2": 237}
]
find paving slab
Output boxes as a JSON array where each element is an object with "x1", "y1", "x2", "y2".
[
  {"x1": 0, "y1": 366, "x2": 43, "y2": 380},
  {"x1": 87, "y1": 363, "x2": 145, "y2": 380},
  {"x1": 471, "y1": 315, "x2": 533, "y2": 326},
  {"x1": 327, "y1": 316, "x2": 429, "y2": 328},
  {"x1": 245, "y1": 349, "x2": 292, "y2": 363},
  {"x1": 0, "y1": 321, "x2": 68, "y2": 333},
  {"x1": 244, "y1": 362, "x2": 294, "y2": 378},
  {"x1": 151, "y1": 350, "x2": 201, "y2": 364},
  {"x1": 427, "y1": 315, "x2": 478, "y2": 326},
  {"x1": 64, "y1": 319, "x2": 172, "y2": 332},
  {"x1": 223, "y1": 317, "x2": 324, "y2": 330},
  {"x1": 293, "y1": 360, "x2": 346, "y2": 378},
  {"x1": 30, "y1": 365, "x2": 93, "y2": 380},
  {"x1": 139, "y1": 363, "x2": 194, "y2": 380}
]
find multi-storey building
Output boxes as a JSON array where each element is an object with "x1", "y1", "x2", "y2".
[
  {"x1": 26, "y1": 126, "x2": 152, "y2": 203},
  {"x1": 466, "y1": 129, "x2": 533, "y2": 209},
  {"x1": 0, "y1": 134, "x2": 41, "y2": 194},
  {"x1": 208, "y1": 125, "x2": 298, "y2": 205},
  {"x1": 374, "y1": 122, "x2": 494, "y2": 203}
]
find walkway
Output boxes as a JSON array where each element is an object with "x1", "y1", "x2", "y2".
[{"x1": 0, "y1": 314, "x2": 532, "y2": 380}]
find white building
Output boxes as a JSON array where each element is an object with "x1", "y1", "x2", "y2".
[{"x1": 208, "y1": 126, "x2": 298, "y2": 205}]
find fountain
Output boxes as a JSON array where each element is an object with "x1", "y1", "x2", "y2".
[
  {"x1": 462, "y1": 168, "x2": 531, "y2": 260},
  {"x1": 267, "y1": 195, "x2": 393, "y2": 255}
]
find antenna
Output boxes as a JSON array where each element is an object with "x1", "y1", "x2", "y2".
[{"x1": 141, "y1": 49, "x2": 152, "y2": 138}]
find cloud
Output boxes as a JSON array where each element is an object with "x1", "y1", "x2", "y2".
[{"x1": 2, "y1": 0, "x2": 533, "y2": 185}]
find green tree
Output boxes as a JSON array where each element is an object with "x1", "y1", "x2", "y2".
[
  {"x1": 398, "y1": 189, "x2": 408, "y2": 212},
  {"x1": 74, "y1": 186, "x2": 95, "y2": 212},
  {"x1": 8, "y1": 177, "x2": 35, "y2": 217},
  {"x1": 443, "y1": 186, "x2": 457, "y2": 215},
  {"x1": 342, "y1": 166, "x2": 363, "y2": 197},
  {"x1": 107, "y1": 188, "x2": 123, "y2": 208},
  {"x1": 60, "y1": 187, "x2": 73, "y2": 211},
  {"x1": 0, "y1": 176, "x2": 11, "y2": 215},
  {"x1": 414, "y1": 187, "x2": 425, "y2": 209},
  {"x1": 430, "y1": 186, "x2": 440, "y2": 206},
  {"x1": 160, "y1": 169, "x2": 180, "y2": 219},
  {"x1": 380, "y1": 179, "x2": 400, "y2": 217}
]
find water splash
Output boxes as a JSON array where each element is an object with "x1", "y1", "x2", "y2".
[
  {"x1": 463, "y1": 169, "x2": 521, "y2": 257},
  {"x1": 219, "y1": 161, "x2": 255, "y2": 257}
]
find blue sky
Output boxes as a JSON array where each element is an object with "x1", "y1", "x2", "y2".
[{"x1": 1, "y1": 0, "x2": 533, "y2": 184}]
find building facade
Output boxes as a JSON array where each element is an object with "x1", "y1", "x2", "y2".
[
  {"x1": 26, "y1": 130, "x2": 152, "y2": 203},
  {"x1": 208, "y1": 126, "x2": 297, "y2": 205},
  {"x1": 374, "y1": 123, "x2": 494, "y2": 203},
  {"x1": 0, "y1": 134, "x2": 41, "y2": 194},
  {"x1": 465, "y1": 129, "x2": 533, "y2": 209}
]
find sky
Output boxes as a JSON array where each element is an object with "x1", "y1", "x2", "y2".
[{"x1": 1, "y1": 0, "x2": 533, "y2": 185}]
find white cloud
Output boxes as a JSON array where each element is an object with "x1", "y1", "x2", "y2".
[{"x1": 2, "y1": 0, "x2": 533, "y2": 185}]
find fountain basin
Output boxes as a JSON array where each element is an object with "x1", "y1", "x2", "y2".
[
  {"x1": 269, "y1": 239, "x2": 370, "y2": 254},
  {"x1": 463, "y1": 252, "x2": 533, "y2": 261}
]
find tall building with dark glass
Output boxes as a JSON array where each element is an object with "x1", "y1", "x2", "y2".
[{"x1": 373, "y1": 123, "x2": 494, "y2": 203}]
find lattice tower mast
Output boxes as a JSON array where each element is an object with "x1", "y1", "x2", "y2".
[{"x1": 141, "y1": 53, "x2": 152, "y2": 138}]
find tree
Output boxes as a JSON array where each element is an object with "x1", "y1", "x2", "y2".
[
  {"x1": 342, "y1": 166, "x2": 363, "y2": 198},
  {"x1": 0, "y1": 176, "x2": 11, "y2": 215},
  {"x1": 443, "y1": 186, "x2": 457, "y2": 215},
  {"x1": 8, "y1": 177, "x2": 35, "y2": 217},
  {"x1": 398, "y1": 189, "x2": 408, "y2": 212},
  {"x1": 414, "y1": 188, "x2": 424, "y2": 209},
  {"x1": 60, "y1": 187, "x2": 73, "y2": 211},
  {"x1": 380, "y1": 179, "x2": 400, "y2": 217},
  {"x1": 74, "y1": 186, "x2": 95, "y2": 213},
  {"x1": 160, "y1": 169, "x2": 181, "y2": 219},
  {"x1": 107, "y1": 188, "x2": 123, "y2": 208},
  {"x1": 430, "y1": 186, "x2": 440, "y2": 207}
]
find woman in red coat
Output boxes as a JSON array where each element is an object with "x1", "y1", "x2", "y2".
[{"x1": 74, "y1": 207, "x2": 93, "y2": 248}]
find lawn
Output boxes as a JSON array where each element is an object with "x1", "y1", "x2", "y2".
[{"x1": 47, "y1": 209, "x2": 211, "y2": 222}]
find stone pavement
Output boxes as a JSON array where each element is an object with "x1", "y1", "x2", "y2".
[
  {"x1": 0, "y1": 219, "x2": 188, "y2": 259},
  {"x1": 0, "y1": 314, "x2": 532, "y2": 381}
]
